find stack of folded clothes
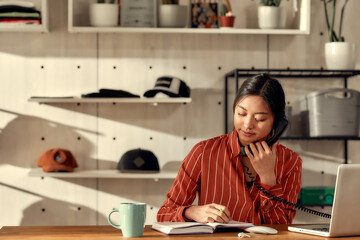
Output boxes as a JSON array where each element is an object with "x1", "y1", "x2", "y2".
[{"x1": 0, "y1": 0, "x2": 41, "y2": 25}]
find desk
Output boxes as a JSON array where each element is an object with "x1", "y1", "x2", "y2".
[{"x1": 1, "y1": 225, "x2": 360, "y2": 239}]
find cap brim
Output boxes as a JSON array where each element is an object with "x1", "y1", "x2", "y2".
[
  {"x1": 41, "y1": 165, "x2": 75, "y2": 172},
  {"x1": 144, "y1": 89, "x2": 179, "y2": 98}
]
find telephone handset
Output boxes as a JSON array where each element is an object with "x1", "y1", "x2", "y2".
[{"x1": 240, "y1": 118, "x2": 289, "y2": 156}]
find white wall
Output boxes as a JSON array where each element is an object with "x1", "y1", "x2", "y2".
[{"x1": 0, "y1": 0, "x2": 359, "y2": 226}]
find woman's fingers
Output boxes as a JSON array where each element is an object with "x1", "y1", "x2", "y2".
[
  {"x1": 209, "y1": 204, "x2": 231, "y2": 223},
  {"x1": 260, "y1": 141, "x2": 271, "y2": 153}
]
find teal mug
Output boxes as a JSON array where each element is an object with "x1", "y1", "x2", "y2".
[{"x1": 108, "y1": 203, "x2": 146, "y2": 237}]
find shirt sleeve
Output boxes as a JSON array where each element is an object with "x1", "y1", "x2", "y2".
[
  {"x1": 156, "y1": 142, "x2": 203, "y2": 222},
  {"x1": 258, "y1": 149, "x2": 302, "y2": 224}
]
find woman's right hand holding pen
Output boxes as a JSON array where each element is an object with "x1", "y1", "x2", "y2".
[{"x1": 184, "y1": 203, "x2": 231, "y2": 223}]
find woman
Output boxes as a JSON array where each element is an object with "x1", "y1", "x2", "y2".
[{"x1": 157, "y1": 74, "x2": 302, "y2": 224}]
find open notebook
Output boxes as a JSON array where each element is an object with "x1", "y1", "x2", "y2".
[
  {"x1": 288, "y1": 164, "x2": 360, "y2": 237},
  {"x1": 152, "y1": 220, "x2": 253, "y2": 235}
]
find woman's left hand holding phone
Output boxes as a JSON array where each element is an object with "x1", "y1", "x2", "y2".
[{"x1": 245, "y1": 141, "x2": 278, "y2": 186}]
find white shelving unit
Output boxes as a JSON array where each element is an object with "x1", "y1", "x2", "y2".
[
  {"x1": 68, "y1": 0, "x2": 310, "y2": 35},
  {"x1": 29, "y1": 168, "x2": 177, "y2": 180},
  {"x1": 0, "y1": 0, "x2": 49, "y2": 33},
  {"x1": 68, "y1": 27, "x2": 310, "y2": 35},
  {"x1": 28, "y1": 97, "x2": 192, "y2": 104}
]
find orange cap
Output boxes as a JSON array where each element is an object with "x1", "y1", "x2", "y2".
[{"x1": 37, "y1": 148, "x2": 78, "y2": 172}]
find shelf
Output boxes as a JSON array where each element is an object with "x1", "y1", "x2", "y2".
[
  {"x1": 0, "y1": 24, "x2": 48, "y2": 33},
  {"x1": 0, "y1": 0, "x2": 49, "y2": 33},
  {"x1": 68, "y1": 27, "x2": 309, "y2": 35},
  {"x1": 28, "y1": 168, "x2": 177, "y2": 180},
  {"x1": 28, "y1": 97, "x2": 191, "y2": 104},
  {"x1": 68, "y1": 0, "x2": 310, "y2": 35},
  {"x1": 226, "y1": 69, "x2": 360, "y2": 78},
  {"x1": 281, "y1": 136, "x2": 360, "y2": 140}
]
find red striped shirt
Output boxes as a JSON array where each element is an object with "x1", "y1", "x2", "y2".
[{"x1": 157, "y1": 129, "x2": 302, "y2": 224}]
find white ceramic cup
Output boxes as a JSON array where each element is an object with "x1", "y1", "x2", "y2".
[
  {"x1": 89, "y1": 3, "x2": 118, "y2": 27},
  {"x1": 258, "y1": 6, "x2": 286, "y2": 29}
]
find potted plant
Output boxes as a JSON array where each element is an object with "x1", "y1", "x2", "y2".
[
  {"x1": 158, "y1": 0, "x2": 187, "y2": 28},
  {"x1": 89, "y1": 0, "x2": 119, "y2": 27},
  {"x1": 258, "y1": 0, "x2": 286, "y2": 29},
  {"x1": 219, "y1": 0, "x2": 235, "y2": 28},
  {"x1": 323, "y1": 0, "x2": 355, "y2": 70}
]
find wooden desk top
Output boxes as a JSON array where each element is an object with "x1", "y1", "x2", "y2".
[{"x1": 1, "y1": 224, "x2": 360, "y2": 240}]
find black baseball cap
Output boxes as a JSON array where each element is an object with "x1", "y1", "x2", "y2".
[
  {"x1": 144, "y1": 77, "x2": 190, "y2": 98},
  {"x1": 117, "y1": 148, "x2": 160, "y2": 173}
]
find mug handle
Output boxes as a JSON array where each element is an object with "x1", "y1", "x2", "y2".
[{"x1": 107, "y1": 209, "x2": 121, "y2": 229}]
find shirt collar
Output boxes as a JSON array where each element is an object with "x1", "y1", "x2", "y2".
[{"x1": 229, "y1": 129, "x2": 241, "y2": 158}]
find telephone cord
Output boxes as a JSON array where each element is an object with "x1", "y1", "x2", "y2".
[{"x1": 242, "y1": 163, "x2": 332, "y2": 219}]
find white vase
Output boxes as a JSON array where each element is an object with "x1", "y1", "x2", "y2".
[
  {"x1": 89, "y1": 3, "x2": 119, "y2": 27},
  {"x1": 158, "y1": 5, "x2": 187, "y2": 28},
  {"x1": 258, "y1": 6, "x2": 286, "y2": 29},
  {"x1": 325, "y1": 42, "x2": 356, "y2": 70}
]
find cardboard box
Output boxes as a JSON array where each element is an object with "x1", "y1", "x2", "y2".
[{"x1": 121, "y1": 0, "x2": 156, "y2": 27}]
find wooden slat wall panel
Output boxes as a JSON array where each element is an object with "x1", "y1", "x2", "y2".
[{"x1": 0, "y1": 0, "x2": 98, "y2": 226}]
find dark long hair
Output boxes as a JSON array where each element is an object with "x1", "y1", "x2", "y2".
[{"x1": 233, "y1": 74, "x2": 286, "y2": 123}]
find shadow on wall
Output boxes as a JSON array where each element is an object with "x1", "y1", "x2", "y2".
[
  {"x1": 0, "y1": 109, "x2": 177, "y2": 223},
  {"x1": 28, "y1": 89, "x2": 225, "y2": 139},
  {"x1": 100, "y1": 88, "x2": 224, "y2": 139},
  {"x1": 97, "y1": 161, "x2": 181, "y2": 210},
  {"x1": 0, "y1": 182, "x2": 105, "y2": 226},
  {"x1": 0, "y1": 109, "x2": 111, "y2": 225},
  {"x1": 0, "y1": 108, "x2": 116, "y2": 169}
]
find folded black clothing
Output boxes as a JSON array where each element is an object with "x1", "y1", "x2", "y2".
[
  {"x1": 0, "y1": 5, "x2": 40, "y2": 14},
  {"x1": 0, "y1": 16, "x2": 41, "y2": 20},
  {"x1": 81, "y1": 89, "x2": 140, "y2": 98},
  {"x1": 99, "y1": 89, "x2": 140, "y2": 98},
  {"x1": 81, "y1": 92, "x2": 102, "y2": 98}
]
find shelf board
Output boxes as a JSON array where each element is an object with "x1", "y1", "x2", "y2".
[
  {"x1": 281, "y1": 136, "x2": 360, "y2": 140},
  {"x1": 0, "y1": 25, "x2": 48, "y2": 33},
  {"x1": 69, "y1": 26, "x2": 309, "y2": 35},
  {"x1": 29, "y1": 168, "x2": 177, "y2": 179},
  {"x1": 226, "y1": 69, "x2": 360, "y2": 78},
  {"x1": 28, "y1": 97, "x2": 191, "y2": 104}
]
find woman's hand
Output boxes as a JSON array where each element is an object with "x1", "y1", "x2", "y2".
[
  {"x1": 244, "y1": 141, "x2": 278, "y2": 186},
  {"x1": 184, "y1": 203, "x2": 231, "y2": 223}
]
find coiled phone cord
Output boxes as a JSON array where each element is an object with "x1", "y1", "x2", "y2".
[{"x1": 242, "y1": 164, "x2": 332, "y2": 219}]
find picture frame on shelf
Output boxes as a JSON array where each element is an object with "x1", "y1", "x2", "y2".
[{"x1": 191, "y1": 2, "x2": 218, "y2": 28}]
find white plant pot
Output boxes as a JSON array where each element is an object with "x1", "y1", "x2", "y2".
[
  {"x1": 89, "y1": 3, "x2": 118, "y2": 27},
  {"x1": 325, "y1": 42, "x2": 356, "y2": 70},
  {"x1": 258, "y1": 6, "x2": 286, "y2": 29},
  {"x1": 158, "y1": 5, "x2": 187, "y2": 28}
]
